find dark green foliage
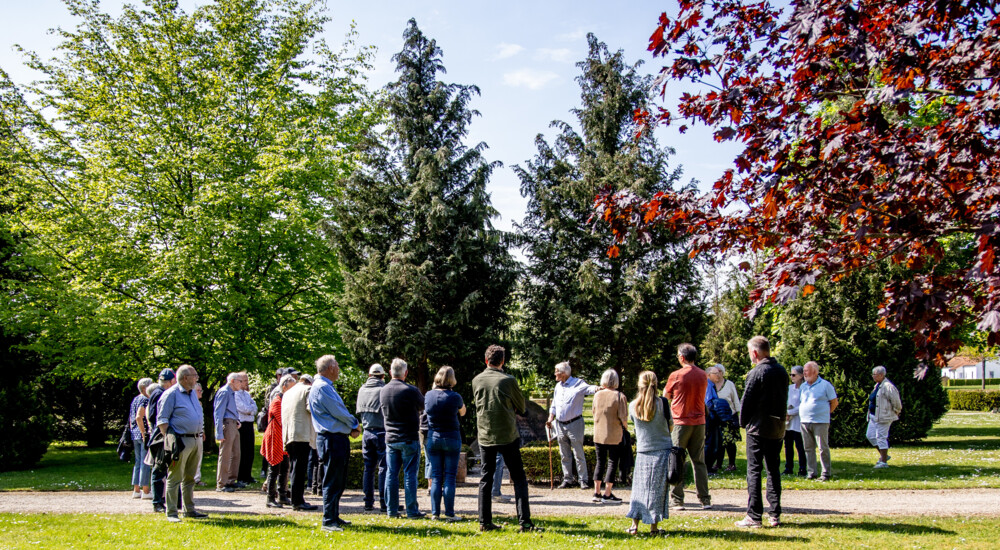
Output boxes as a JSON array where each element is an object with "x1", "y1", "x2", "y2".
[
  {"x1": 778, "y1": 269, "x2": 949, "y2": 446},
  {"x1": 330, "y1": 20, "x2": 517, "y2": 420},
  {"x1": 516, "y1": 35, "x2": 707, "y2": 386},
  {"x1": 700, "y1": 269, "x2": 775, "y2": 387},
  {"x1": 41, "y1": 377, "x2": 133, "y2": 446},
  {"x1": 949, "y1": 391, "x2": 1000, "y2": 411}
]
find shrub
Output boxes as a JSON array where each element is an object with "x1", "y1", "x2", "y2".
[
  {"x1": 0, "y1": 380, "x2": 53, "y2": 471},
  {"x1": 948, "y1": 390, "x2": 1000, "y2": 411}
]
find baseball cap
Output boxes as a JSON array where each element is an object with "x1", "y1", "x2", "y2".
[
  {"x1": 286, "y1": 368, "x2": 301, "y2": 376},
  {"x1": 369, "y1": 364, "x2": 385, "y2": 376},
  {"x1": 158, "y1": 368, "x2": 176, "y2": 381}
]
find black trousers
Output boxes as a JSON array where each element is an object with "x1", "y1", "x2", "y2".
[
  {"x1": 783, "y1": 429, "x2": 806, "y2": 474},
  {"x1": 286, "y1": 441, "x2": 312, "y2": 506},
  {"x1": 479, "y1": 438, "x2": 531, "y2": 527},
  {"x1": 745, "y1": 434, "x2": 782, "y2": 521},
  {"x1": 593, "y1": 443, "x2": 620, "y2": 485},
  {"x1": 318, "y1": 432, "x2": 350, "y2": 527},
  {"x1": 237, "y1": 421, "x2": 256, "y2": 482},
  {"x1": 265, "y1": 457, "x2": 289, "y2": 500}
]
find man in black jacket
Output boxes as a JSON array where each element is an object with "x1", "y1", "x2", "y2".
[
  {"x1": 145, "y1": 368, "x2": 176, "y2": 514},
  {"x1": 736, "y1": 336, "x2": 789, "y2": 528}
]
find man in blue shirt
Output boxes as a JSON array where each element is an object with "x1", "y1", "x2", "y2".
[
  {"x1": 213, "y1": 372, "x2": 241, "y2": 492},
  {"x1": 799, "y1": 361, "x2": 839, "y2": 481},
  {"x1": 545, "y1": 361, "x2": 598, "y2": 489},
  {"x1": 309, "y1": 354, "x2": 361, "y2": 532},
  {"x1": 156, "y1": 364, "x2": 208, "y2": 522}
]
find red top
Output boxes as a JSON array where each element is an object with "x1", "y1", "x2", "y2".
[
  {"x1": 664, "y1": 365, "x2": 708, "y2": 426},
  {"x1": 260, "y1": 394, "x2": 286, "y2": 466}
]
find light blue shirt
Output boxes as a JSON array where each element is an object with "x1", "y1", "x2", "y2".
[
  {"x1": 213, "y1": 383, "x2": 240, "y2": 440},
  {"x1": 799, "y1": 376, "x2": 838, "y2": 424},
  {"x1": 156, "y1": 384, "x2": 204, "y2": 435},
  {"x1": 549, "y1": 376, "x2": 598, "y2": 423},
  {"x1": 309, "y1": 374, "x2": 359, "y2": 435}
]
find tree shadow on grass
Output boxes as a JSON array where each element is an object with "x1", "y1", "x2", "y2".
[
  {"x1": 199, "y1": 516, "x2": 306, "y2": 529},
  {"x1": 794, "y1": 520, "x2": 954, "y2": 535}
]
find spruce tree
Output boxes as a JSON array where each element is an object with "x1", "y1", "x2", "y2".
[
  {"x1": 332, "y1": 20, "x2": 517, "y2": 391},
  {"x1": 516, "y1": 36, "x2": 706, "y2": 385}
]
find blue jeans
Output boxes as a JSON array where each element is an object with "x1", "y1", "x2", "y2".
[
  {"x1": 385, "y1": 439, "x2": 421, "y2": 517},
  {"x1": 427, "y1": 432, "x2": 461, "y2": 517},
  {"x1": 362, "y1": 430, "x2": 387, "y2": 510},
  {"x1": 132, "y1": 439, "x2": 151, "y2": 487},
  {"x1": 492, "y1": 453, "x2": 506, "y2": 497}
]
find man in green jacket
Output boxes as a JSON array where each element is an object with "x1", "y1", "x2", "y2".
[{"x1": 473, "y1": 344, "x2": 536, "y2": 533}]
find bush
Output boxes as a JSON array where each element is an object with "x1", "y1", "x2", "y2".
[
  {"x1": 948, "y1": 390, "x2": 1000, "y2": 411},
  {"x1": 944, "y1": 378, "x2": 1000, "y2": 387},
  {"x1": 0, "y1": 380, "x2": 53, "y2": 471}
]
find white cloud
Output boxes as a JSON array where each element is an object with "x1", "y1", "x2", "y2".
[
  {"x1": 503, "y1": 68, "x2": 559, "y2": 90},
  {"x1": 535, "y1": 47, "x2": 574, "y2": 63},
  {"x1": 493, "y1": 42, "x2": 524, "y2": 60},
  {"x1": 557, "y1": 28, "x2": 588, "y2": 42}
]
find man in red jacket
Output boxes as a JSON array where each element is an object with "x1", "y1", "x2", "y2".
[{"x1": 664, "y1": 343, "x2": 711, "y2": 510}]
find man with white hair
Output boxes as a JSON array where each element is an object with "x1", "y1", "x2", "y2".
[
  {"x1": 799, "y1": 361, "x2": 839, "y2": 481},
  {"x1": 213, "y1": 372, "x2": 242, "y2": 492},
  {"x1": 545, "y1": 361, "x2": 598, "y2": 489},
  {"x1": 356, "y1": 363, "x2": 388, "y2": 512},
  {"x1": 867, "y1": 366, "x2": 903, "y2": 468},
  {"x1": 156, "y1": 365, "x2": 208, "y2": 522},
  {"x1": 234, "y1": 372, "x2": 258, "y2": 485},
  {"x1": 309, "y1": 354, "x2": 361, "y2": 532},
  {"x1": 380, "y1": 357, "x2": 425, "y2": 518}
]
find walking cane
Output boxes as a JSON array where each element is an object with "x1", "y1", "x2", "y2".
[{"x1": 547, "y1": 424, "x2": 554, "y2": 490}]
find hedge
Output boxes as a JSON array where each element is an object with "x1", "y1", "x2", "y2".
[
  {"x1": 944, "y1": 378, "x2": 1000, "y2": 387},
  {"x1": 948, "y1": 390, "x2": 1000, "y2": 411}
]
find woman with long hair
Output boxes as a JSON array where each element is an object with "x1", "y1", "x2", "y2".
[{"x1": 625, "y1": 371, "x2": 672, "y2": 536}]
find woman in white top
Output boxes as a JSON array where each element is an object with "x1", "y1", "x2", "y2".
[
  {"x1": 783, "y1": 365, "x2": 807, "y2": 476},
  {"x1": 706, "y1": 364, "x2": 741, "y2": 472}
]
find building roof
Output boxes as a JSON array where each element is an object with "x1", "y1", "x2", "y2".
[{"x1": 946, "y1": 355, "x2": 980, "y2": 371}]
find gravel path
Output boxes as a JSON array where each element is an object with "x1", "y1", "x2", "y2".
[{"x1": 3, "y1": 478, "x2": 999, "y2": 518}]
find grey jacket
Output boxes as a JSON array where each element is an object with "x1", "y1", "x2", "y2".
[{"x1": 356, "y1": 377, "x2": 385, "y2": 432}]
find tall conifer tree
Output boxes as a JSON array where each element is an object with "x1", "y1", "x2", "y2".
[
  {"x1": 332, "y1": 20, "x2": 517, "y2": 391},
  {"x1": 516, "y1": 36, "x2": 706, "y2": 384}
]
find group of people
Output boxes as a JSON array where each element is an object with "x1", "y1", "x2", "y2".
[{"x1": 127, "y1": 338, "x2": 903, "y2": 534}]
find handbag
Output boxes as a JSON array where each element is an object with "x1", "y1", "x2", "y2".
[
  {"x1": 117, "y1": 425, "x2": 134, "y2": 462},
  {"x1": 256, "y1": 409, "x2": 268, "y2": 433},
  {"x1": 617, "y1": 392, "x2": 634, "y2": 482},
  {"x1": 661, "y1": 396, "x2": 686, "y2": 484}
]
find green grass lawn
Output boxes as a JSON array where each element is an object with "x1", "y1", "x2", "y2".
[
  {"x1": 3, "y1": 411, "x2": 1000, "y2": 492},
  {"x1": 0, "y1": 513, "x2": 996, "y2": 549}
]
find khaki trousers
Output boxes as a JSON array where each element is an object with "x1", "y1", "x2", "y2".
[
  {"x1": 166, "y1": 435, "x2": 202, "y2": 517},
  {"x1": 216, "y1": 418, "x2": 241, "y2": 487}
]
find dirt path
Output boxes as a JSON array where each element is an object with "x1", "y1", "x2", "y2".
[{"x1": 3, "y1": 480, "x2": 999, "y2": 518}]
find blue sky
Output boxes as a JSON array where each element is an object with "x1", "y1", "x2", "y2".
[{"x1": 0, "y1": 0, "x2": 743, "y2": 233}]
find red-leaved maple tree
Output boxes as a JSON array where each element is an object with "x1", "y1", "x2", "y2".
[{"x1": 597, "y1": 0, "x2": 1000, "y2": 368}]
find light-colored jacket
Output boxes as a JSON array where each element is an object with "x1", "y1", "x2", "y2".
[
  {"x1": 281, "y1": 382, "x2": 316, "y2": 449},
  {"x1": 873, "y1": 379, "x2": 903, "y2": 423},
  {"x1": 786, "y1": 383, "x2": 802, "y2": 432},
  {"x1": 592, "y1": 389, "x2": 628, "y2": 445}
]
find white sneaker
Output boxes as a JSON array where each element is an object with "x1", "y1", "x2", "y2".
[
  {"x1": 141, "y1": 492, "x2": 153, "y2": 500},
  {"x1": 132, "y1": 491, "x2": 141, "y2": 499},
  {"x1": 874, "y1": 461, "x2": 889, "y2": 469},
  {"x1": 734, "y1": 515, "x2": 762, "y2": 528}
]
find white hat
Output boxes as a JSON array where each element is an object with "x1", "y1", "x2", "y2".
[{"x1": 369, "y1": 363, "x2": 385, "y2": 376}]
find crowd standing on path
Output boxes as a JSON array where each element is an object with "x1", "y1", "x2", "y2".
[{"x1": 123, "y1": 339, "x2": 903, "y2": 535}]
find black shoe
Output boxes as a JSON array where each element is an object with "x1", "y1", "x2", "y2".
[
  {"x1": 819, "y1": 475, "x2": 831, "y2": 481},
  {"x1": 363, "y1": 506, "x2": 375, "y2": 512},
  {"x1": 280, "y1": 496, "x2": 292, "y2": 505},
  {"x1": 602, "y1": 493, "x2": 622, "y2": 503},
  {"x1": 293, "y1": 503, "x2": 317, "y2": 511},
  {"x1": 266, "y1": 500, "x2": 283, "y2": 508},
  {"x1": 520, "y1": 523, "x2": 542, "y2": 533},
  {"x1": 798, "y1": 471, "x2": 807, "y2": 477},
  {"x1": 247, "y1": 477, "x2": 258, "y2": 484},
  {"x1": 556, "y1": 481, "x2": 574, "y2": 489},
  {"x1": 233, "y1": 481, "x2": 248, "y2": 489},
  {"x1": 153, "y1": 504, "x2": 166, "y2": 513},
  {"x1": 480, "y1": 523, "x2": 502, "y2": 532},
  {"x1": 216, "y1": 486, "x2": 235, "y2": 493},
  {"x1": 407, "y1": 512, "x2": 426, "y2": 519},
  {"x1": 184, "y1": 511, "x2": 208, "y2": 519},
  {"x1": 579, "y1": 482, "x2": 592, "y2": 490},
  {"x1": 336, "y1": 519, "x2": 352, "y2": 526},
  {"x1": 781, "y1": 470, "x2": 792, "y2": 476}
]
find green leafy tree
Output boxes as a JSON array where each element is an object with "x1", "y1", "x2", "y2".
[
  {"x1": 0, "y1": 0, "x2": 375, "y2": 435},
  {"x1": 516, "y1": 35, "x2": 706, "y2": 385},
  {"x1": 777, "y1": 267, "x2": 949, "y2": 446},
  {"x1": 331, "y1": 20, "x2": 517, "y2": 393}
]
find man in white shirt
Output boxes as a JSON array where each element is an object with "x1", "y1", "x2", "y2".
[
  {"x1": 234, "y1": 372, "x2": 259, "y2": 484},
  {"x1": 545, "y1": 361, "x2": 598, "y2": 489}
]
